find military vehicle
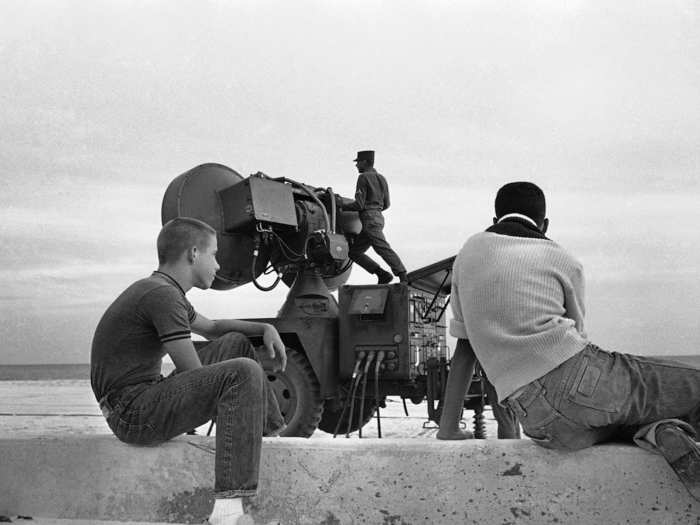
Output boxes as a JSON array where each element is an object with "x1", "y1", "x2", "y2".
[{"x1": 162, "y1": 163, "x2": 488, "y2": 437}]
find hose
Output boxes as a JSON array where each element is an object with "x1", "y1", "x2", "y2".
[
  {"x1": 358, "y1": 352, "x2": 376, "y2": 438},
  {"x1": 326, "y1": 187, "x2": 336, "y2": 233},
  {"x1": 345, "y1": 353, "x2": 368, "y2": 438},
  {"x1": 269, "y1": 176, "x2": 331, "y2": 234},
  {"x1": 332, "y1": 352, "x2": 365, "y2": 438},
  {"x1": 251, "y1": 247, "x2": 282, "y2": 291},
  {"x1": 374, "y1": 351, "x2": 385, "y2": 438}
]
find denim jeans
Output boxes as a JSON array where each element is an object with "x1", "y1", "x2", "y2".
[
  {"x1": 101, "y1": 332, "x2": 285, "y2": 497},
  {"x1": 483, "y1": 375, "x2": 521, "y2": 439},
  {"x1": 505, "y1": 343, "x2": 700, "y2": 452}
]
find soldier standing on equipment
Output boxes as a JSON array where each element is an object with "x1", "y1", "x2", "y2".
[{"x1": 343, "y1": 150, "x2": 407, "y2": 284}]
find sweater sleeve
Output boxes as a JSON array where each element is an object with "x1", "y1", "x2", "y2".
[
  {"x1": 561, "y1": 257, "x2": 587, "y2": 338},
  {"x1": 449, "y1": 270, "x2": 469, "y2": 339}
]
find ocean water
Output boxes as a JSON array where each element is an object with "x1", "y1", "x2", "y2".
[
  {"x1": 0, "y1": 363, "x2": 175, "y2": 380},
  {"x1": 0, "y1": 364, "x2": 90, "y2": 380},
  {"x1": 2, "y1": 355, "x2": 699, "y2": 380}
]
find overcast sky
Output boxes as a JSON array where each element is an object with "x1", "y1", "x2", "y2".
[{"x1": 1, "y1": 1, "x2": 699, "y2": 364}]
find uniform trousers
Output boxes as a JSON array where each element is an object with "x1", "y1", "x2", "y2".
[{"x1": 349, "y1": 210, "x2": 406, "y2": 276}]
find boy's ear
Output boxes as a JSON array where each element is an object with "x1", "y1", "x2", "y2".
[{"x1": 187, "y1": 245, "x2": 198, "y2": 263}]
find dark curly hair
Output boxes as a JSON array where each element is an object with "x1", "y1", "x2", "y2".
[{"x1": 495, "y1": 182, "x2": 546, "y2": 226}]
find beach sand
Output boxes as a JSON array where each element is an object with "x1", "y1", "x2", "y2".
[{"x1": 0, "y1": 379, "x2": 500, "y2": 439}]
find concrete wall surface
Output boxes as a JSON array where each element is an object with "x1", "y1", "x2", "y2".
[{"x1": 1, "y1": 435, "x2": 699, "y2": 525}]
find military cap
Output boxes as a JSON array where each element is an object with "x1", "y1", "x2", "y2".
[{"x1": 353, "y1": 150, "x2": 375, "y2": 164}]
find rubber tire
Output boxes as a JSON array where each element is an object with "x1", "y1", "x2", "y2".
[
  {"x1": 265, "y1": 348, "x2": 323, "y2": 437},
  {"x1": 317, "y1": 396, "x2": 382, "y2": 435}
]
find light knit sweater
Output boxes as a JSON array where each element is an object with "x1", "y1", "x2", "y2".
[{"x1": 450, "y1": 230, "x2": 589, "y2": 400}]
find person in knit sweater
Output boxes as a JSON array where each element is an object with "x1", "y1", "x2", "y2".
[{"x1": 438, "y1": 181, "x2": 700, "y2": 500}]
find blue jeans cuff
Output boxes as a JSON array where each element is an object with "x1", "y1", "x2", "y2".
[{"x1": 633, "y1": 418, "x2": 697, "y2": 453}]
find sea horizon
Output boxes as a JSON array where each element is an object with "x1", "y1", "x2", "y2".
[
  {"x1": 2, "y1": 355, "x2": 700, "y2": 381},
  {"x1": 0, "y1": 363, "x2": 175, "y2": 380}
]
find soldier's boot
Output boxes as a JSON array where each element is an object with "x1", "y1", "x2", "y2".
[{"x1": 375, "y1": 268, "x2": 393, "y2": 284}]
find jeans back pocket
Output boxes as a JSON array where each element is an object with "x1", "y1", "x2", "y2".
[{"x1": 565, "y1": 349, "x2": 630, "y2": 419}]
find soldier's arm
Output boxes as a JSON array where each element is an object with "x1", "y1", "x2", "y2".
[{"x1": 343, "y1": 174, "x2": 367, "y2": 211}]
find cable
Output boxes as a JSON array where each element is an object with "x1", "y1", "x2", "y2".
[
  {"x1": 268, "y1": 176, "x2": 331, "y2": 234},
  {"x1": 272, "y1": 231, "x2": 305, "y2": 262},
  {"x1": 374, "y1": 351, "x2": 385, "y2": 438},
  {"x1": 262, "y1": 265, "x2": 277, "y2": 275},
  {"x1": 327, "y1": 187, "x2": 336, "y2": 233},
  {"x1": 358, "y1": 352, "x2": 376, "y2": 438},
  {"x1": 251, "y1": 234, "x2": 281, "y2": 291},
  {"x1": 332, "y1": 352, "x2": 365, "y2": 438},
  {"x1": 345, "y1": 369, "x2": 363, "y2": 438},
  {"x1": 345, "y1": 353, "x2": 368, "y2": 438}
]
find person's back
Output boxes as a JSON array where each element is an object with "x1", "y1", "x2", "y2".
[
  {"x1": 453, "y1": 224, "x2": 587, "y2": 400},
  {"x1": 445, "y1": 181, "x2": 700, "y2": 501}
]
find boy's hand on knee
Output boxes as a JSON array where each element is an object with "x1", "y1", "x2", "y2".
[{"x1": 260, "y1": 324, "x2": 287, "y2": 372}]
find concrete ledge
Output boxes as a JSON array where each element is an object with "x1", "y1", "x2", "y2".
[{"x1": 1, "y1": 436, "x2": 699, "y2": 524}]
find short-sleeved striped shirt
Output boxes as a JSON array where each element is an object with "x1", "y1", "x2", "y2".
[{"x1": 90, "y1": 271, "x2": 196, "y2": 400}]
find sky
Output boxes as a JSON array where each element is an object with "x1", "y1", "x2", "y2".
[{"x1": 1, "y1": 1, "x2": 700, "y2": 364}]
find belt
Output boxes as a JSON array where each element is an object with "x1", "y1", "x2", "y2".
[
  {"x1": 505, "y1": 381, "x2": 545, "y2": 415},
  {"x1": 98, "y1": 392, "x2": 116, "y2": 419},
  {"x1": 97, "y1": 382, "x2": 152, "y2": 420},
  {"x1": 507, "y1": 385, "x2": 528, "y2": 402}
]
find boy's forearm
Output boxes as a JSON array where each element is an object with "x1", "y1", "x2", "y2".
[{"x1": 209, "y1": 319, "x2": 271, "y2": 338}]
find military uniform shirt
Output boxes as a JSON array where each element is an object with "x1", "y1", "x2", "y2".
[{"x1": 345, "y1": 167, "x2": 391, "y2": 212}]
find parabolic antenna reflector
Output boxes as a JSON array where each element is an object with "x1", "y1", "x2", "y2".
[{"x1": 161, "y1": 163, "x2": 270, "y2": 290}]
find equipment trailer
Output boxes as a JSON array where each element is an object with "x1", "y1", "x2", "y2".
[{"x1": 164, "y1": 163, "x2": 488, "y2": 437}]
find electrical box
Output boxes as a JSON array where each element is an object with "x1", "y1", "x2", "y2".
[
  {"x1": 338, "y1": 284, "x2": 448, "y2": 381},
  {"x1": 219, "y1": 177, "x2": 298, "y2": 232}
]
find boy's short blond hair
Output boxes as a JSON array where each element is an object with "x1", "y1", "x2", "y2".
[{"x1": 157, "y1": 217, "x2": 216, "y2": 264}]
